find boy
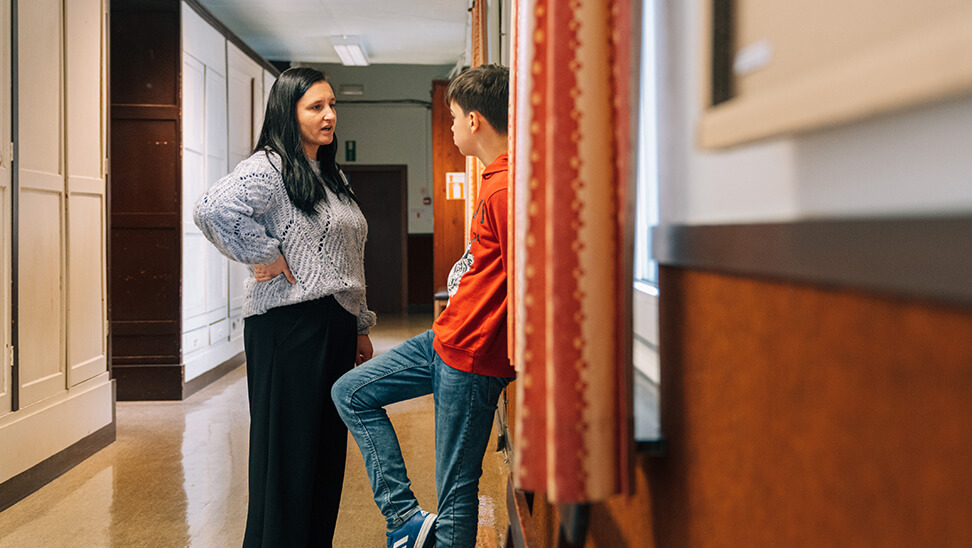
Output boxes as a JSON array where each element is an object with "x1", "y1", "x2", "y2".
[{"x1": 331, "y1": 64, "x2": 513, "y2": 548}]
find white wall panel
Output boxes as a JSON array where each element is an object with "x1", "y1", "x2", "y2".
[
  {"x1": 183, "y1": 55, "x2": 207, "y2": 323},
  {"x1": 183, "y1": 55, "x2": 205, "y2": 153},
  {"x1": 205, "y1": 245, "x2": 228, "y2": 320},
  {"x1": 67, "y1": 192, "x2": 106, "y2": 384},
  {"x1": 253, "y1": 75, "x2": 265, "y2": 152},
  {"x1": 18, "y1": 0, "x2": 65, "y2": 407},
  {"x1": 18, "y1": 191, "x2": 64, "y2": 406},
  {"x1": 0, "y1": 180, "x2": 9, "y2": 416},
  {"x1": 181, "y1": 5, "x2": 241, "y2": 379},
  {"x1": 205, "y1": 69, "x2": 228, "y2": 185},
  {"x1": 182, "y1": 3, "x2": 226, "y2": 77},
  {"x1": 228, "y1": 42, "x2": 259, "y2": 168},
  {"x1": 18, "y1": 0, "x2": 61, "y2": 176},
  {"x1": 65, "y1": 0, "x2": 102, "y2": 179},
  {"x1": 263, "y1": 71, "x2": 275, "y2": 113},
  {"x1": 182, "y1": 235, "x2": 208, "y2": 332},
  {"x1": 227, "y1": 44, "x2": 261, "y2": 313},
  {"x1": 204, "y1": 68, "x2": 228, "y2": 320},
  {"x1": 0, "y1": 0, "x2": 13, "y2": 417},
  {"x1": 65, "y1": 0, "x2": 106, "y2": 386}
]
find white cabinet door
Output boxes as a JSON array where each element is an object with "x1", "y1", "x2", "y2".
[
  {"x1": 204, "y1": 67, "x2": 228, "y2": 325},
  {"x1": 182, "y1": 3, "x2": 238, "y2": 381},
  {"x1": 18, "y1": 0, "x2": 65, "y2": 407},
  {"x1": 182, "y1": 54, "x2": 208, "y2": 330},
  {"x1": 0, "y1": 0, "x2": 11, "y2": 416},
  {"x1": 227, "y1": 44, "x2": 261, "y2": 314},
  {"x1": 65, "y1": 0, "x2": 107, "y2": 386}
]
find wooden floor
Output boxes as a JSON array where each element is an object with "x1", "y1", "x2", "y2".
[{"x1": 0, "y1": 313, "x2": 509, "y2": 547}]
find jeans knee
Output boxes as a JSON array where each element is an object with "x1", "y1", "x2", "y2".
[{"x1": 330, "y1": 375, "x2": 352, "y2": 415}]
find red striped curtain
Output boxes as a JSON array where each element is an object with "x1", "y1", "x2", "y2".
[{"x1": 509, "y1": 0, "x2": 634, "y2": 503}]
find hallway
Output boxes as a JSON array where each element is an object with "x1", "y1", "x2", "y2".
[{"x1": 0, "y1": 314, "x2": 509, "y2": 547}]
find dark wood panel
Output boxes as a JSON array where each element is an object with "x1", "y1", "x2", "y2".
[
  {"x1": 653, "y1": 268, "x2": 972, "y2": 546},
  {"x1": 110, "y1": 2, "x2": 180, "y2": 106},
  {"x1": 110, "y1": 227, "x2": 180, "y2": 322},
  {"x1": 111, "y1": 320, "x2": 181, "y2": 336},
  {"x1": 113, "y1": 364, "x2": 184, "y2": 401},
  {"x1": 110, "y1": 119, "x2": 180, "y2": 214},
  {"x1": 110, "y1": 212, "x2": 181, "y2": 228},
  {"x1": 431, "y1": 80, "x2": 468, "y2": 291},
  {"x1": 343, "y1": 165, "x2": 408, "y2": 314},
  {"x1": 112, "y1": 330, "x2": 180, "y2": 363},
  {"x1": 407, "y1": 233, "x2": 433, "y2": 305},
  {"x1": 515, "y1": 268, "x2": 972, "y2": 547},
  {"x1": 111, "y1": 104, "x2": 180, "y2": 120}
]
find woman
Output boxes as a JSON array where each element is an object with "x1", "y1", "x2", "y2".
[{"x1": 194, "y1": 67, "x2": 375, "y2": 547}]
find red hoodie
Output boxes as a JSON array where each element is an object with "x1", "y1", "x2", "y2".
[{"x1": 432, "y1": 154, "x2": 514, "y2": 378}]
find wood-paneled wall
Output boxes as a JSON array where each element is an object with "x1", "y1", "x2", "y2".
[{"x1": 519, "y1": 267, "x2": 972, "y2": 547}]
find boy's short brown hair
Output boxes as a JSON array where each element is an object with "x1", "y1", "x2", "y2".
[{"x1": 446, "y1": 64, "x2": 509, "y2": 135}]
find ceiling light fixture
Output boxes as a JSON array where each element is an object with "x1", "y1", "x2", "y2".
[{"x1": 330, "y1": 35, "x2": 369, "y2": 66}]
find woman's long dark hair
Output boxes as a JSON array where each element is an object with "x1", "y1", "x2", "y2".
[{"x1": 255, "y1": 67, "x2": 357, "y2": 213}]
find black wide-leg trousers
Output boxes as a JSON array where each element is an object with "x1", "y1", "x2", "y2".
[{"x1": 242, "y1": 296, "x2": 357, "y2": 548}]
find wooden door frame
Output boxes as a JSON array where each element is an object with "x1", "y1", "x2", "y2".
[
  {"x1": 341, "y1": 164, "x2": 408, "y2": 313},
  {"x1": 431, "y1": 80, "x2": 467, "y2": 292}
]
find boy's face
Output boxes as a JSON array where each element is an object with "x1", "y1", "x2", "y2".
[{"x1": 449, "y1": 101, "x2": 473, "y2": 157}]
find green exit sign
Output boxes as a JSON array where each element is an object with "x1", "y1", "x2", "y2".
[{"x1": 345, "y1": 140, "x2": 356, "y2": 162}]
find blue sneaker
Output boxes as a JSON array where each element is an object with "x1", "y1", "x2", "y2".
[{"x1": 387, "y1": 509, "x2": 436, "y2": 548}]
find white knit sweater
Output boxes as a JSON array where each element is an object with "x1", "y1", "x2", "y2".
[{"x1": 193, "y1": 150, "x2": 376, "y2": 333}]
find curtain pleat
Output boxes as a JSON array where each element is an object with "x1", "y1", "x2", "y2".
[{"x1": 510, "y1": 0, "x2": 632, "y2": 503}]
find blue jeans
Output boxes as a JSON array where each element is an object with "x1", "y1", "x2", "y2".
[{"x1": 331, "y1": 329, "x2": 512, "y2": 547}]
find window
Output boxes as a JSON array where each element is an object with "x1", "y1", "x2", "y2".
[
  {"x1": 632, "y1": 0, "x2": 662, "y2": 450},
  {"x1": 633, "y1": 0, "x2": 659, "y2": 288}
]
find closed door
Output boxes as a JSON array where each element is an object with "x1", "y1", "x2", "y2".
[{"x1": 342, "y1": 165, "x2": 407, "y2": 314}]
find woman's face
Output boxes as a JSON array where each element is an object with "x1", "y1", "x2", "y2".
[{"x1": 296, "y1": 81, "x2": 337, "y2": 158}]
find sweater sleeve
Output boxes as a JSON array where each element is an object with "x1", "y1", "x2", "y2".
[
  {"x1": 193, "y1": 158, "x2": 283, "y2": 265},
  {"x1": 357, "y1": 305, "x2": 377, "y2": 335}
]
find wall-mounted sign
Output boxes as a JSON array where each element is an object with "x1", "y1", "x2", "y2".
[
  {"x1": 446, "y1": 172, "x2": 465, "y2": 200},
  {"x1": 345, "y1": 140, "x2": 356, "y2": 162}
]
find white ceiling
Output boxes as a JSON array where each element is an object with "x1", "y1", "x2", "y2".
[{"x1": 195, "y1": 0, "x2": 471, "y2": 66}]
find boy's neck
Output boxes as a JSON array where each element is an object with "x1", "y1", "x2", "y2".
[{"x1": 476, "y1": 134, "x2": 509, "y2": 167}]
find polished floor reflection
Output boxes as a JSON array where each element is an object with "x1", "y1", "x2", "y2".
[{"x1": 0, "y1": 314, "x2": 508, "y2": 547}]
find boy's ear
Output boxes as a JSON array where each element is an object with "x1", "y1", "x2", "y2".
[{"x1": 468, "y1": 110, "x2": 485, "y2": 133}]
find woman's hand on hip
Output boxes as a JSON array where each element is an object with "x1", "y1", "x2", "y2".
[
  {"x1": 356, "y1": 334, "x2": 374, "y2": 365},
  {"x1": 254, "y1": 254, "x2": 296, "y2": 284}
]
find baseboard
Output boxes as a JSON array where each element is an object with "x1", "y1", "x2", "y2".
[
  {"x1": 183, "y1": 351, "x2": 245, "y2": 399},
  {"x1": 0, "y1": 421, "x2": 116, "y2": 513}
]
